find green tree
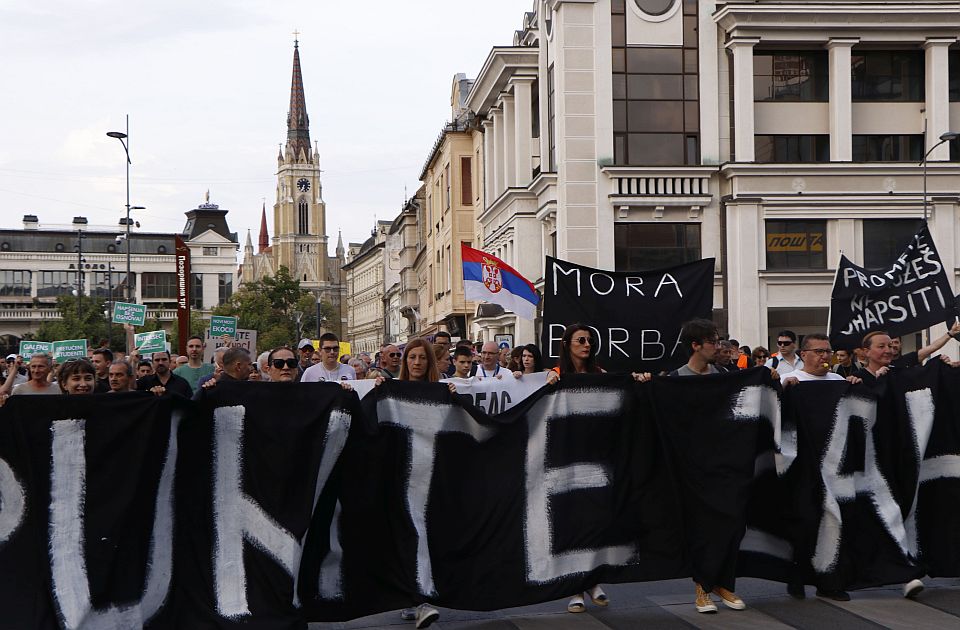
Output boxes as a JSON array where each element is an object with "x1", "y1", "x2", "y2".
[
  {"x1": 213, "y1": 266, "x2": 336, "y2": 347},
  {"x1": 35, "y1": 294, "x2": 118, "y2": 348}
]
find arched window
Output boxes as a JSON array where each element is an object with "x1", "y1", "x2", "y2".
[{"x1": 298, "y1": 199, "x2": 309, "y2": 235}]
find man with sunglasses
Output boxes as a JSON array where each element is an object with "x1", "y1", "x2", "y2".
[
  {"x1": 302, "y1": 333, "x2": 355, "y2": 382},
  {"x1": 766, "y1": 330, "x2": 801, "y2": 376},
  {"x1": 376, "y1": 344, "x2": 402, "y2": 379}
]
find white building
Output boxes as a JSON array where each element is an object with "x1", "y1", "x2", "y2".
[
  {"x1": 466, "y1": 0, "x2": 959, "y2": 351},
  {"x1": 0, "y1": 203, "x2": 239, "y2": 354}
]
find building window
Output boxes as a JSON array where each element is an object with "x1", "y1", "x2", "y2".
[
  {"x1": 612, "y1": 1, "x2": 699, "y2": 166},
  {"x1": 755, "y1": 135, "x2": 829, "y2": 162},
  {"x1": 852, "y1": 135, "x2": 923, "y2": 161},
  {"x1": 203, "y1": 247, "x2": 218, "y2": 256},
  {"x1": 190, "y1": 273, "x2": 203, "y2": 310},
  {"x1": 141, "y1": 272, "x2": 177, "y2": 300},
  {"x1": 547, "y1": 63, "x2": 556, "y2": 171},
  {"x1": 614, "y1": 223, "x2": 701, "y2": 271},
  {"x1": 218, "y1": 273, "x2": 233, "y2": 304},
  {"x1": 634, "y1": 0, "x2": 678, "y2": 16},
  {"x1": 852, "y1": 51, "x2": 924, "y2": 102},
  {"x1": 460, "y1": 157, "x2": 473, "y2": 205},
  {"x1": 951, "y1": 51, "x2": 959, "y2": 102},
  {"x1": 37, "y1": 271, "x2": 77, "y2": 298},
  {"x1": 753, "y1": 52, "x2": 828, "y2": 102},
  {"x1": 862, "y1": 219, "x2": 923, "y2": 268},
  {"x1": 298, "y1": 199, "x2": 309, "y2": 235},
  {"x1": 0, "y1": 270, "x2": 31, "y2": 297},
  {"x1": 765, "y1": 220, "x2": 826, "y2": 270},
  {"x1": 444, "y1": 163, "x2": 451, "y2": 210},
  {"x1": 90, "y1": 272, "x2": 133, "y2": 298}
]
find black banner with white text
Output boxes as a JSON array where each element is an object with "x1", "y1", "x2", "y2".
[
  {"x1": 540, "y1": 256, "x2": 715, "y2": 373},
  {"x1": 829, "y1": 223, "x2": 954, "y2": 348},
  {"x1": 1, "y1": 366, "x2": 960, "y2": 628}
]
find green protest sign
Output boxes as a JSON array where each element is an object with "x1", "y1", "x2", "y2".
[
  {"x1": 135, "y1": 330, "x2": 167, "y2": 354},
  {"x1": 112, "y1": 302, "x2": 148, "y2": 327},
  {"x1": 18, "y1": 340, "x2": 53, "y2": 358},
  {"x1": 210, "y1": 315, "x2": 237, "y2": 338},
  {"x1": 53, "y1": 339, "x2": 88, "y2": 361}
]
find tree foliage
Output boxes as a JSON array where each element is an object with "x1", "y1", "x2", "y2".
[
  {"x1": 35, "y1": 294, "x2": 125, "y2": 350},
  {"x1": 213, "y1": 266, "x2": 336, "y2": 349}
]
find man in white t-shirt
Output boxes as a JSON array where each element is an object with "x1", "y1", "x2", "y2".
[
  {"x1": 301, "y1": 333, "x2": 355, "y2": 383},
  {"x1": 782, "y1": 333, "x2": 862, "y2": 387}
]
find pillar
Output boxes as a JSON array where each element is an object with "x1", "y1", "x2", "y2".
[
  {"x1": 726, "y1": 38, "x2": 759, "y2": 162},
  {"x1": 827, "y1": 38, "x2": 857, "y2": 161}
]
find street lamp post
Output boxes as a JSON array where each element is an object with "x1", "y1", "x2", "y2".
[
  {"x1": 74, "y1": 230, "x2": 86, "y2": 319},
  {"x1": 107, "y1": 116, "x2": 145, "y2": 303},
  {"x1": 920, "y1": 130, "x2": 959, "y2": 221}
]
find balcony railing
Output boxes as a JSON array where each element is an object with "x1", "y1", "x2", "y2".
[
  {"x1": 0, "y1": 308, "x2": 178, "y2": 321},
  {"x1": 614, "y1": 175, "x2": 710, "y2": 196}
]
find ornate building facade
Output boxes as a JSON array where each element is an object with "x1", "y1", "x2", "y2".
[{"x1": 241, "y1": 40, "x2": 347, "y2": 336}]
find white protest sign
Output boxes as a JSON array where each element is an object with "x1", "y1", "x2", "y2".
[{"x1": 203, "y1": 329, "x2": 258, "y2": 363}]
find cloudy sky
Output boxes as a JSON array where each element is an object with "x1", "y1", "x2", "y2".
[{"x1": 0, "y1": 0, "x2": 528, "y2": 257}]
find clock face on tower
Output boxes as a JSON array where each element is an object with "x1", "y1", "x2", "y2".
[{"x1": 297, "y1": 178, "x2": 311, "y2": 192}]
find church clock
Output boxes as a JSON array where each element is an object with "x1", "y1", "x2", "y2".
[{"x1": 297, "y1": 178, "x2": 311, "y2": 192}]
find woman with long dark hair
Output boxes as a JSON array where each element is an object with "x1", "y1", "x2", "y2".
[{"x1": 520, "y1": 344, "x2": 543, "y2": 374}]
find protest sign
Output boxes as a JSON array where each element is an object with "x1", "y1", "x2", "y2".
[
  {"x1": 135, "y1": 330, "x2": 167, "y2": 354},
  {"x1": 52, "y1": 339, "x2": 87, "y2": 361},
  {"x1": 209, "y1": 315, "x2": 237, "y2": 338},
  {"x1": 829, "y1": 223, "x2": 953, "y2": 348},
  {"x1": 17, "y1": 340, "x2": 52, "y2": 358},
  {"x1": 339, "y1": 341, "x2": 351, "y2": 360},
  {"x1": 111, "y1": 301, "x2": 147, "y2": 327},
  {"x1": 203, "y1": 328, "x2": 257, "y2": 363},
  {"x1": 541, "y1": 256, "x2": 714, "y2": 373}
]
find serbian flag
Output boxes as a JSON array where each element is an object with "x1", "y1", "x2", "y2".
[{"x1": 462, "y1": 244, "x2": 539, "y2": 320}]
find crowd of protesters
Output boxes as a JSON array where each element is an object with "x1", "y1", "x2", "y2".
[{"x1": 1, "y1": 317, "x2": 959, "y2": 627}]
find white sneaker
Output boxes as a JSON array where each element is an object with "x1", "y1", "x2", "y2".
[
  {"x1": 415, "y1": 603, "x2": 439, "y2": 629},
  {"x1": 903, "y1": 579, "x2": 924, "y2": 599}
]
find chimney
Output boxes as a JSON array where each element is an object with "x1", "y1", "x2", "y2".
[{"x1": 23, "y1": 215, "x2": 38, "y2": 230}]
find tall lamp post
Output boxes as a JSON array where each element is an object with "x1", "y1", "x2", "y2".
[
  {"x1": 74, "y1": 231, "x2": 86, "y2": 319},
  {"x1": 920, "y1": 130, "x2": 959, "y2": 220},
  {"x1": 107, "y1": 116, "x2": 145, "y2": 303}
]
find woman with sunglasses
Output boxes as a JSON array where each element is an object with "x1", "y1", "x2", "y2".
[
  {"x1": 549, "y1": 325, "x2": 611, "y2": 613},
  {"x1": 266, "y1": 347, "x2": 299, "y2": 382},
  {"x1": 751, "y1": 346, "x2": 770, "y2": 368}
]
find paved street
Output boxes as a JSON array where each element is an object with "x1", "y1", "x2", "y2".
[{"x1": 309, "y1": 577, "x2": 960, "y2": 629}]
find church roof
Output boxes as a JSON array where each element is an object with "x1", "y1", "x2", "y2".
[
  {"x1": 286, "y1": 40, "x2": 311, "y2": 161},
  {"x1": 258, "y1": 203, "x2": 269, "y2": 253},
  {"x1": 182, "y1": 201, "x2": 238, "y2": 243}
]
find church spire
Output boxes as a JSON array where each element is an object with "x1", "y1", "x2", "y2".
[
  {"x1": 286, "y1": 36, "x2": 311, "y2": 162},
  {"x1": 258, "y1": 202, "x2": 270, "y2": 253}
]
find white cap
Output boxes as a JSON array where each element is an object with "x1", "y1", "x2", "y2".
[{"x1": 297, "y1": 338, "x2": 314, "y2": 350}]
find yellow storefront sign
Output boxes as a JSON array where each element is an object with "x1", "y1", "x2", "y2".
[{"x1": 766, "y1": 232, "x2": 824, "y2": 252}]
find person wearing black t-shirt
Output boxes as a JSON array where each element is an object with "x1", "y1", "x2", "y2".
[
  {"x1": 889, "y1": 321, "x2": 960, "y2": 370},
  {"x1": 136, "y1": 351, "x2": 193, "y2": 398}
]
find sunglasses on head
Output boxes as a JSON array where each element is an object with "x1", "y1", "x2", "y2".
[{"x1": 272, "y1": 358, "x2": 299, "y2": 369}]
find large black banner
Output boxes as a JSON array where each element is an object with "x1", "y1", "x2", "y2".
[
  {"x1": 829, "y1": 223, "x2": 954, "y2": 348},
  {"x1": 2, "y1": 366, "x2": 960, "y2": 628},
  {"x1": 540, "y1": 256, "x2": 715, "y2": 373}
]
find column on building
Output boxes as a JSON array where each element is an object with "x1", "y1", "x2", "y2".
[
  {"x1": 827, "y1": 38, "x2": 858, "y2": 161},
  {"x1": 924, "y1": 38, "x2": 956, "y2": 160},
  {"x1": 501, "y1": 93, "x2": 517, "y2": 189},
  {"x1": 511, "y1": 76, "x2": 536, "y2": 187},
  {"x1": 726, "y1": 38, "x2": 759, "y2": 162},
  {"x1": 492, "y1": 107, "x2": 505, "y2": 199},
  {"x1": 725, "y1": 200, "x2": 764, "y2": 344},
  {"x1": 481, "y1": 118, "x2": 495, "y2": 208}
]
